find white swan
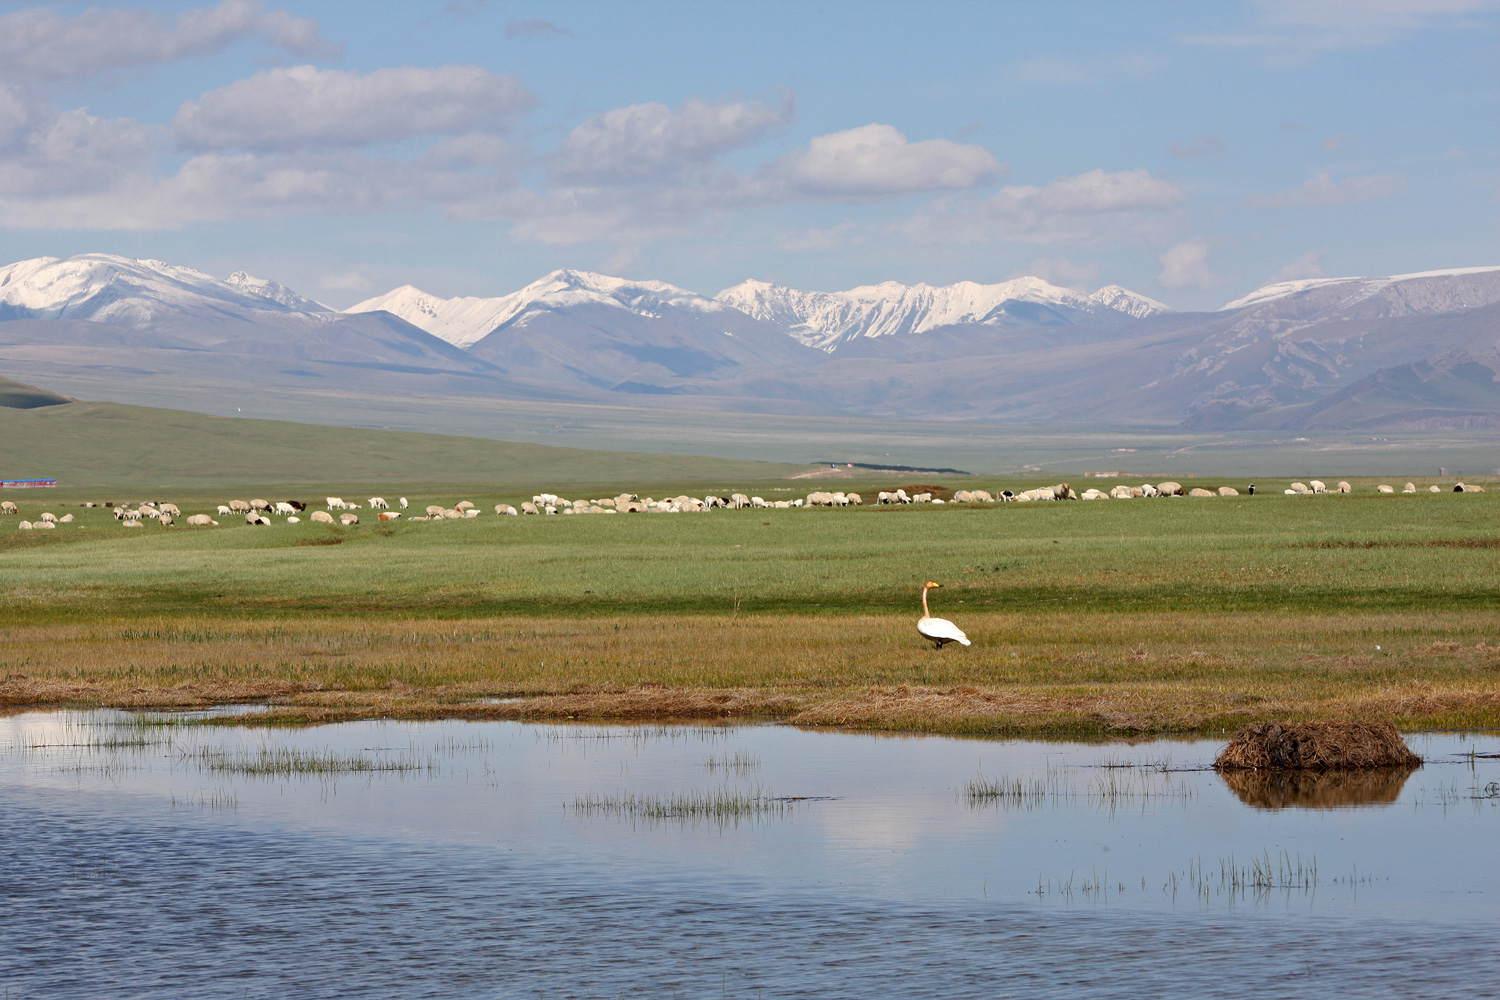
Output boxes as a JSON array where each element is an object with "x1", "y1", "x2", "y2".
[{"x1": 917, "y1": 580, "x2": 970, "y2": 649}]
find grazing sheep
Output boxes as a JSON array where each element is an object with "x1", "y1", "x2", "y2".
[
  {"x1": 326, "y1": 497, "x2": 348, "y2": 510},
  {"x1": 456, "y1": 501, "x2": 476, "y2": 511},
  {"x1": 1377, "y1": 485, "x2": 1395, "y2": 494},
  {"x1": 35, "y1": 521, "x2": 54, "y2": 530},
  {"x1": 59, "y1": 513, "x2": 74, "y2": 522},
  {"x1": 1188, "y1": 488, "x2": 1215, "y2": 497},
  {"x1": 121, "y1": 520, "x2": 140, "y2": 528},
  {"x1": 1403, "y1": 483, "x2": 1417, "y2": 493},
  {"x1": 425, "y1": 505, "x2": 445, "y2": 516},
  {"x1": 494, "y1": 504, "x2": 518, "y2": 516},
  {"x1": 0, "y1": 501, "x2": 16, "y2": 514},
  {"x1": 17, "y1": 521, "x2": 32, "y2": 530},
  {"x1": 286, "y1": 516, "x2": 301, "y2": 523},
  {"x1": 378, "y1": 511, "x2": 402, "y2": 521},
  {"x1": 273, "y1": 502, "x2": 296, "y2": 516},
  {"x1": 39, "y1": 512, "x2": 57, "y2": 522},
  {"x1": 245, "y1": 512, "x2": 267, "y2": 525},
  {"x1": 399, "y1": 497, "x2": 409, "y2": 509},
  {"x1": 250, "y1": 499, "x2": 270, "y2": 511},
  {"x1": 1429, "y1": 485, "x2": 1442, "y2": 493},
  {"x1": 160, "y1": 503, "x2": 181, "y2": 516},
  {"x1": 846, "y1": 492, "x2": 864, "y2": 505},
  {"x1": 1157, "y1": 482, "x2": 1183, "y2": 496},
  {"x1": 1218, "y1": 486, "x2": 1239, "y2": 496},
  {"x1": 229, "y1": 500, "x2": 251, "y2": 514},
  {"x1": 443, "y1": 508, "x2": 463, "y2": 519},
  {"x1": 1336, "y1": 481, "x2": 1351, "y2": 493},
  {"x1": 310, "y1": 510, "x2": 335, "y2": 524},
  {"x1": 1309, "y1": 480, "x2": 1326, "y2": 494},
  {"x1": 217, "y1": 505, "x2": 232, "y2": 516},
  {"x1": 1080, "y1": 488, "x2": 1109, "y2": 500},
  {"x1": 1111, "y1": 485, "x2": 1135, "y2": 499},
  {"x1": 340, "y1": 513, "x2": 359, "y2": 525},
  {"x1": 1288, "y1": 482, "x2": 1311, "y2": 494},
  {"x1": 369, "y1": 497, "x2": 389, "y2": 510},
  {"x1": 186, "y1": 514, "x2": 217, "y2": 526}
]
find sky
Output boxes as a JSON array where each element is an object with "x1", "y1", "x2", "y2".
[{"x1": 0, "y1": 0, "x2": 1495, "y2": 310}]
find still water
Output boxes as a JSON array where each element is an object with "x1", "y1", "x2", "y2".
[{"x1": 1, "y1": 710, "x2": 1496, "y2": 999}]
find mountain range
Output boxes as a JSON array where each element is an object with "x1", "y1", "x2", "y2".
[{"x1": 2, "y1": 252, "x2": 1498, "y2": 431}]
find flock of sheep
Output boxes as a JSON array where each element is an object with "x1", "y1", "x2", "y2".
[{"x1": 0, "y1": 477, "x2": 1487, "y2": 531}]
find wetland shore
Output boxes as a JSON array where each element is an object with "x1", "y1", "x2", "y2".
[{"x1": 4, "y1": 480, "x2": 1499, "y2": 736}]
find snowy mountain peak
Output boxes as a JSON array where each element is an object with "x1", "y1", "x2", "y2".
[
  {"x1": 348, "y1": 270, "x2": 731, "y2": 349},
  {"x1": 0, "y1": 253, "x2": 321, "y2": 327},
  {"x1": 715, "y1": 275, "x2": 1168, "y2": 350},
  {"x1": 1088, "y1": 285, "x2": 1172, "y2": 318},
  {"x1": 1220, "y1": 265, "x2": 1500, "y2": 313},
  {"x1": 226, "y1": 271, "x2": 327, "y2": 312}
]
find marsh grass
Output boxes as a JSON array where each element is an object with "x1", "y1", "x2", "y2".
[
  {"x1": 704, "y1": 751, "x2": 761, "y2": 775},
  {"x1": 968, "y1": 762, "x2": 1197, "y2": 811},
  {"x1": 188, "y1": 746, "x2": 439, "y2": 777},
  {"x1": 569, "y1": 786, "x2": 793, "y2": 827}
]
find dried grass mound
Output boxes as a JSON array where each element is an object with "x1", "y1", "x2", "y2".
[{"x1": 1214, "y1": 721, "x2": 1422, "y2": 771}]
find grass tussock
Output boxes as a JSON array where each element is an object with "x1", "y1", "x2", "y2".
[
  {"x1": 569, "y1": 787, "x2": 793, "y2": 825},
  {"x1": 1214, "y1": 721, "x2": 1423, "y2": 770}
]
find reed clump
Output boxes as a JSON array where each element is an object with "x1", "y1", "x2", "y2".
[{"x1": 1214, "y1": 720, "x2": 1422, "y2": 771}]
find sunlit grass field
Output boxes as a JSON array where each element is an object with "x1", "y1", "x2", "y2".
[{"x1": 3, "y1": 481, "x2": 1498, "y2": 735}]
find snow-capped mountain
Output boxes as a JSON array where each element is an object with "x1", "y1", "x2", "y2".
[
  {"x1": 348, "y1": 270, "x2": 740, "y2": 349},
  {"x1": 714, "y1": 276, "x2": 1171, "y2": 351},
  {"x1": 0, "y1": 254, "x2": 328, "y2": 327},
  {"x1": 1219, "y1": 266, "x2": 1500, "y2": 315}
]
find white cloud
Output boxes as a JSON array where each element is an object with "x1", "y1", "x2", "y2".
[
  {"x1": 1244, "y1": 171, "x2": 1406, "y2": 209},
  {"x1": 1169, "y1": 135, "x2": 1226, "y2": 159},
  {"x1": 0, "y1": 107, "x2": 156, "y2": 201},
  {"x1": 0, "y1": 0, "x2": 330, "y2": 85},
  {"x1": 1271, "y1": 250, "x2": 1325, "y2": 281},
  {"x1": 907, "y1": 168, "x2": 1187, "y2": 244},
  {"x1": 551, "y1": 96, "x2": 791, "y2": 186},
  {"x1": 175, "y1": 65, "x2": 535, "y2": 152},
  {"x1": 1158, "y1": 240, "x2": 1223, "y2": 290},
  {"x1": 768, "y1": 124, "x2": 1004, "y2": 199},
  {"x1": 1013, "y1": 257, "x2": 1100, "y2": 288},
  {"x1": 1181, "y1": 0, "x2": 1500, "y2": 55},
  {"x1": 1321, "y1": 130, "x2": 1350, "y2": 152},
  {"x1": 318, "y1": 270, "x2": 372, "y2": 292},
  {"x1": 506, "y1": 18, "x2": 570, "y2": 39}
]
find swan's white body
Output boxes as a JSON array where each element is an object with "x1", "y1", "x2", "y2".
[{"x1": 918, "y1": 581, "x2": 970, "y2": 648}]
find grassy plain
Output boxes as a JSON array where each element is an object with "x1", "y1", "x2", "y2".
[{"x1": 3, "y1": 479, "x2": 1499, "y2": 736}]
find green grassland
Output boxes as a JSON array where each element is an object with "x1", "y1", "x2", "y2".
[
  {"x1": 3, "y1": 481, "x2": 1498, "y2": 735},
  {"x1": 0, "y1": 397, "x2": 806, "y2": 489}
]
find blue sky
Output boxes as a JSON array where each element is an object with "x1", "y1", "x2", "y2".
[{"x1": 0, "y1": 0, "x2": 1495, "y2": 309}]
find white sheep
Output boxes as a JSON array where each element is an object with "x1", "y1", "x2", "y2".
[
  {"x1": 229, "y1": 500, "x2": 251, "y2": 514},
  {"x1": 59, "y1": 513, "x2": 75, "y2": 522},
  {"x1": 39, "y1": 512, "x2": 56, "y2": 522},
  {"x1": 274, "y1": 502, "x2": 296, "y2": 516},
  {"x1": 326, "y1": 496, "x2": 348, "y2": 510},
  {"x1": 186, "y1": 514, "x2": 217, "y2": 526},
  {"x1": 286, "y1": 516, "x2": 301, "y2": 523},
  {"x1": 340, "y1": 512, "x2": 359, "y2": 525},
  {"x1": 0, "y1": 501, "x2": 16, "y2": 515},
  {"x1": 369, "y1": 497, "x2": 389, "y2": 510},
  {"x1": 35, "y1": 521, "x2": 55, "y2": 530},
  {"x1": 1377, "y1": 485, "x2": 1395, "y2": 493},
  {"x1": 310, "y1": 510, "x2": 336, "y2": 523},
  {"x1": 378, "y1": 511, "x2": 402, "y2": 521},
  {"x1": 17, "y1": 520, "x2": 32, "y2": 530},
  {"x1": 399, "y1": 497, "x2": 409, "y2": 509},
  {"x1": 495, "y1": 504, "x2": 518, "y2": 516},
  {"x1": 217, "y1": 505, "x2": 232, "y2": 516}
]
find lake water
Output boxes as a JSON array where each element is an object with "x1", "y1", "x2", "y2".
[{"x1": 1, "y1": 710, "x2": 1496, "y2": 999}]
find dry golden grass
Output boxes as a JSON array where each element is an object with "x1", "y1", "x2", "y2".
[{"x1": 4, "y1": 609, "x2": 1498, "y2": 734}]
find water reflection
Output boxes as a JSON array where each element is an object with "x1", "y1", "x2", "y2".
[
  {"x1": 1, "y1": 712, "x2": 1496, "y2": 999},
  {"x1": 1221, "y1": 767, "x2": 1420, "y2": 809}
]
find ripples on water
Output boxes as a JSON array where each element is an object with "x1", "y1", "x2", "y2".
[{"x1": 1, "y1": 712, "x2": 1496, "y2": 999}]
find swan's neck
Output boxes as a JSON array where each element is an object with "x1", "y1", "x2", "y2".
[{"x1": 920, "y1": 585, "x2": 932, "y2": 619}]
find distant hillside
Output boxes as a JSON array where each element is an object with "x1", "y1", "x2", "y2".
[
  {"x1": 0, "y1": 374, "x2": 70, "y2": 409},
  {"x1": 0, "y1": 391, "x2": 805, "y2": 490}
]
